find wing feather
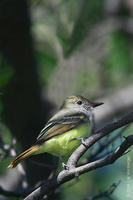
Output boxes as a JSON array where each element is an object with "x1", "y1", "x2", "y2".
[{"x1": 36, "y1": 113, "x2": 88, "y2": 143}]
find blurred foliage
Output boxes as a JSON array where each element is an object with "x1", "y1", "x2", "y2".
[
  {"x1": 0, "y1": 55, "x2": 14, "y2": 117},
  {"x1": 36, "y1": 50, "x2": 57, "y2": 86},
  {"x1": 56, "y1": 24, "x2": 70, "y2": 56},
  {"x1": 61, "y1": 173, "x2": 93, "y2": 200},
  {"x1": 104, "y1": 30, "x2": 133, "y2": 87},
  {"x1": 0, "y1": 55, "x2": 14, "y2": 89},
  {"x1": 0, "y1": 125, "x2": 13, "y2": 174},
  {"x1": 0, "y1": 56, "x2": 15, "y2": 177},
  {"x1": 75, "y1": 68, "x2": 100, "y2": 98},
  {"x1": 66, "y1": 0, "x2": 104, "y2": 56}
]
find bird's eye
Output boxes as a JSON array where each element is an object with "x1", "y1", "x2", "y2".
[{"x1": 77, "y1": 100, "x2": 82, "y2": 105}]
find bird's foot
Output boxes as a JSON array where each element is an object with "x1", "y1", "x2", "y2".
[
  {"x1": 62, "y1": 162, "x2": 69, "y2": 170},
  {"x1": 72, "y1": 137, "x2": 88, "y2": 147},
  {"x1": 58, "y1": 153, "x2": 69, "y2": 170}
]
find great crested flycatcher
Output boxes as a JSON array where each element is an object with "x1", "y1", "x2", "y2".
[{"x1": 8, "y1": 95, "x2": 103, "y2": 168}]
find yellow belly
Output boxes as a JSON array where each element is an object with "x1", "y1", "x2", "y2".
[{"x1": 34, "y1": 122, "x2": 90, "y2": 158}]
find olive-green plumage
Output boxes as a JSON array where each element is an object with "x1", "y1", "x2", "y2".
[{"x1": 8, "y1": 95, "x2": 103, "y2": 168}]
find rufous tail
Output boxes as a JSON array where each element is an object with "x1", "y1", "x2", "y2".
[{"x1": 8, "y1": 145, "x2": 40, "y2": 168}]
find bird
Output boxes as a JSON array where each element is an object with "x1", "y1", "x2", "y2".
[{"x1": 8, "y1": 95, "x2": 103, "y2": 168}]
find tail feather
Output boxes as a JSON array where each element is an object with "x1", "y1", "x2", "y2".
[{"x1": 8, "y1": 145, "x2": 40, "y2": 168}]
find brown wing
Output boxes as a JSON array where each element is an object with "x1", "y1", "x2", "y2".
[{"x1": 36, "y1": 113, "x2": 88, "y2": 144}]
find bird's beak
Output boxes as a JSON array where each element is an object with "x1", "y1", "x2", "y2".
[{"x1": 90, "y1": 101, "x2": 104, "y2": 108}]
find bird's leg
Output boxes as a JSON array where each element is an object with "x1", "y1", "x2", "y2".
[
  {"x1": 71, "y1": 137, "x2": 88, "y2": 147},
  {"x1": 62, "y1": 162, "x2": 69, "y2": 170},
  {"x1": 58, "y1": 153, "x2": 69, "y2": 170}
]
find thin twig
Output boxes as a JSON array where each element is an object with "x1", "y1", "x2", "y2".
[
  {"x1": 87, "y1": 180, "x2": 121, "y2": 200},
  {"x1": 87, "y1": 125, "x2": 129, "y2": 162}
]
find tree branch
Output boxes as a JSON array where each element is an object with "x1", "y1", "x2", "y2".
[
  {"x1": 24, "y1": 112, "x2": 133, "y2": 200},
  {"x1": 67, "y1": 112, "x2": 133, "y2": 168},
  {"x1": 57, "y1": 135, "x2": 133, "y2": 184}
]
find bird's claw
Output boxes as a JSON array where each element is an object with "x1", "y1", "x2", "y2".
[
  {"x1": 72, "y1": 137, "x2": 87, "y2": 147},
  {"x1": 62, "y1": 162, "x2": 69, "y2": 170}
]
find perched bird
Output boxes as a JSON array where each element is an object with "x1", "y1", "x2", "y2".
[{"x1": 8, "y1": 95, "x2": 103, "y2": 168}]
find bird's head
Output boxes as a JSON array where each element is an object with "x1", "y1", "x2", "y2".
[{"x1": 61, "y1": 95, "x2": 103, "y2": 117}]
